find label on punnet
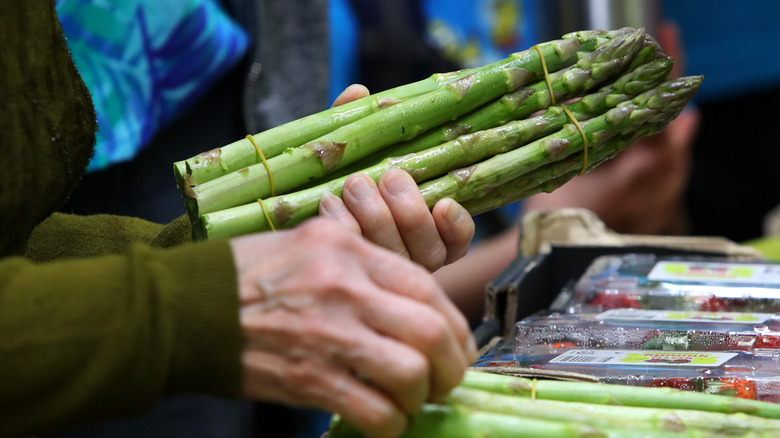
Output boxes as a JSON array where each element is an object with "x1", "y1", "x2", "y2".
[
  {"x1": 648, "y1": 261, "x2": 780, "y2": 286},
  {"x1": 596, "y1": 308, "x2": 775, "y2": 324},
  {"x1": 549, "y1": 350, "x2": 737, "y2": 367}
]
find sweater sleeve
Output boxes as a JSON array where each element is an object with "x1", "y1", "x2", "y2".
[
  {"x1": 1, "y1": 216, "x2": 242, "y2": 438},
  {"x1": 24, "y1": 213, "x2": 194, "y2": 261}
]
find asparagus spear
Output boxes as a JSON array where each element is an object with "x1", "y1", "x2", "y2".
[
  {"x1": 327, "y1": 403, "x2": 724, "y2": 438},
  {"x1": 173, "y1": 68, "x2": 478, "y2": 188},
  {"x1": 194, "y1": 73, "x2": 692, "y2": 240},
  {"x1": 446, "y1": 386, "x2": 780, "y2": 435},
  {"x1": 186, "y1": 30, "x2": 645, "y2": 218},
  {"x1": 415, "y1": 76, "x2": 701, "y2": 207},
  {"x1": 454, "y1": 82, "x2": 695, "y2": 214},
  {"x1": 458, "y1": 123, "x2": 663, "y2": 215},
  {"x1": 174, "y1": 29, "x2": 621, "y2": 190},
  {"x1": 175, "y1": 29, "x2": 625, "y2": 192},
  {"x1": 313, "y1": 31, "x2": 662, "y2": 185},
  {"x1": 461, "y1": 370, "x2": 780, "y2": 419}
]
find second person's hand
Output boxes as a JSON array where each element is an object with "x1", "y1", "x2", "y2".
[
  {"x1": 320, "y1": 170, "x2": 474, "y2": 272},
  {"x1": 324, "y1": 84, "x2": 476, "y2": 272}
]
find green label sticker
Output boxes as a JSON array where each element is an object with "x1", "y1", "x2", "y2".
[
  {"x1": 648, "y1": 261, "x2": 780, "y2": 285},
  {"x1": 618, "y1": 352, "x2": 721, "y2": 365},
  {"x1": 549, "y1": 350, "x2": 737, "y2": 367},
  {"x1": 596, "y1": 309, "x2": 773, "y2": 324}
]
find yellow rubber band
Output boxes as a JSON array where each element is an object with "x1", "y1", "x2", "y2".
[
  {"x1": 257, "y1": 198, "x2": 276, "y2": 232},
  {"x1": 560, "y1": 104, "x2": 590, "y2": 175},
  {"x1": 531, "y1": 45, "x2": 556, "y2": 105},
  {"x1": 531, "y1": 46, "x2": 589, "y2": 176},
  {"x1": 246, "y1": 134, "x2": 276, "y2": 197},
  {"x1": 531, "y1": 378, "x2": 538, "y2": 400}
]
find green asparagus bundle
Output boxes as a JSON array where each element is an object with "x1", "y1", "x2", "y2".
[
  {"x1": 173, "y1": 28, "x2": 700, "y2": 240},
  {"x1": 327, "y1": 370, "x2": 780, "y2": 438}
]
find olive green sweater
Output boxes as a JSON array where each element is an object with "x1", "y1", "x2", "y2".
[{"x1": 0, "y1": 3, "x2": 242, "y2": 437}]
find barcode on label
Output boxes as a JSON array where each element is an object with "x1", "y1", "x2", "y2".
[
  {"x1": 555, "y1": 354, "x2": 612, "y2": 363},
  {"x1": 547, "y1": 349, "x2": 738, "y2": 367},
  {"x1": 550, "y1": 351, "x2": 616, "y2": 364}
]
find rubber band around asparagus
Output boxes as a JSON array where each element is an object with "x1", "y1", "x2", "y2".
[
  {"x1": 247, "y1": 134, "x2": 277, "y2": 231},
  {"x1": 531, "y1": 45, "x2": 556, "y2": 104},
  {"x1": 560, "y1": 105, "x2": 589, "y2": 175},
  {"x1": 246, "y1": 134, "x2": 276, "y2": 197},
  {"x1": 533, "y1": 45, "x2": 590, "y2": 175},
  {"x1": 256, "y1": 199, "x2": 276, "y2": 232}
]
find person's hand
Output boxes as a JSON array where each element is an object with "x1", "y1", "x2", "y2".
[
  {"x1": 323, "y1": 85, "x2": 476, "y2": 272},
  {"x1": 522, "y1": 107, "x2": 701, "y2": 235},
  {"x1": 320, "y1": 170, "x2": 474, "y2": 272},
  {"x1": 230, "y1": 219, "x2": 477, "y2": 438}
]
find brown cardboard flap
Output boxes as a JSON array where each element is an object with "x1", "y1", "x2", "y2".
[{"x1": 519, "y1": 208, "x2": 765, "y2": 260}]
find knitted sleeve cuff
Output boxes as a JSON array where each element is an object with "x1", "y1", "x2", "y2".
[{"x1": 142, "y1": 239, "x2": 243, "y2": 397}]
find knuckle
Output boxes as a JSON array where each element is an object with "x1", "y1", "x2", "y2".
[
  {"x1": 308, "y1": 259, "x2": 342, "y2": 282},
  {"x1": 282, "y1": 360, "x2": 322, "y2": 393},
  {"x1": 393, "y1": 203, "x2": 428, "y2": 229},
  {"x1": 297, "y1": 218, "x2": 350, "y2": 242},
  {"x1": 420, "y1": 244, "x2": 447, "y2": 272},
  {"x1": 394, "y1": 354, "x2": 430, "y2": 390},
  {"x1": 409, "y1": 273, "x2": 440, "y2": 303},
  {"x1": 309, "y1": 264, "x2": 351, "y2": 296},
  {"x1": 415, "y1": 313, "x2": 448, "y2": 350}
]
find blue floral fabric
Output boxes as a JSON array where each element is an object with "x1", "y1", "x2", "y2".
[{"x1": 56, "y1": 0, "x2": 249, "y2": 171}]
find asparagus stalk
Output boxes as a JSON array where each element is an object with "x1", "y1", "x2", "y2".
[
  {"x1": 458, "y1": 123, "x2": 665, "y2": 215},
  {"x1": 415, "y1": 76, "x2": 702, "y2": 207},
  {"x1": 328, "y1": 403, "x2": 727, "y2": 438},
  {"x1": 173, "y1": 69, "x2": 478, "y2": 189},
  {"x1": 193, "y1": 60, "x2": 674, "y2": 239},
  {"x1": 314, "y1": 31, "x2": 662, "y2": 184},
  {"x1": 174, "y1": 29, "x2": 623, "y2": 190},
  {"x1": 175, "y1": 29, "x2": 625, "y2": 193},
  {"x1": 461, "y1": 370, "x2": 780, "y2": 419},
  {"x1": 456, "y1": 86, "x2": 695, "y2": 214},
  {"x1": 185, "y1": 30, "x2": 645, "y2": 218},
  {"x1": 446, "y1": 386, "x2": 780, "y2": 435}
]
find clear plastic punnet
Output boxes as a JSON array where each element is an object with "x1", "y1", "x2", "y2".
[
  {"x1": 559, "y1": 254, "x2": 780, "y2": 313},
  {"x1": 474, "y1": 346, "x2": 780, "y2": 402},
  {"x1": 514, "y1": 309, "x2": 780, "y2": 357},
  {"x1": 482, "y1": 309, "x2": 780, "y2": 402}
]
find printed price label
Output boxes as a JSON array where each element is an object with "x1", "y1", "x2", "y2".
[
  {"x1": 549, "y1": 350, "x2": 737, "y2": 367},
  {"x1": 648, "y1": 261, "x2": 780, "y2": 286},
  {"x1": 596, "y1": 308, "x2": 774, "y2": 324}
]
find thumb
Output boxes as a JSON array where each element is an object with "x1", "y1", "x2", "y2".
[{"x1": 332, "y1": 84, "x2": 370, "y2": 107}]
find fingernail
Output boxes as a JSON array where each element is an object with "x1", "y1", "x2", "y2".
[
  {"x1": 384, "y1": 171, "x2": 410, "y2": 196},
  {"x1": 319, "y1": 191, "x2": 345, "y2": 215},
  {"x1": 347, "y1": 175, "x2": 374, "y2": 200},
  {"x1": 443, "y1": 199, "x2": 464, "y2": 224}
]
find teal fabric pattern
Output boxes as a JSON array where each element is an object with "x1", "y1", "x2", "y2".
[{"x1": 56, "y1": 0, "x2": 249, "y2": 171}]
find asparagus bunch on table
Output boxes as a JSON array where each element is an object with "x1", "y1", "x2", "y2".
[
  {"x1": 172, "y1": 27, "x2": 700, "y2": 240},
  {"x1": 327, "y1": 371, "x2": 780, "y2": 438}
]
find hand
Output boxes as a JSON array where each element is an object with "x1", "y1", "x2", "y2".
[
  {"x1": 230, "y1": 219, "x2": 477, "y2": 438},
  {"x1": 320, "y1": 170, "x2": 474, "y2": 272},
  {"x1": 522, "y1": 107, "x2": 701, "y2": 235},
  {"x1": 324, "y1": 85, "x2": 476, "y2": 271}
]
